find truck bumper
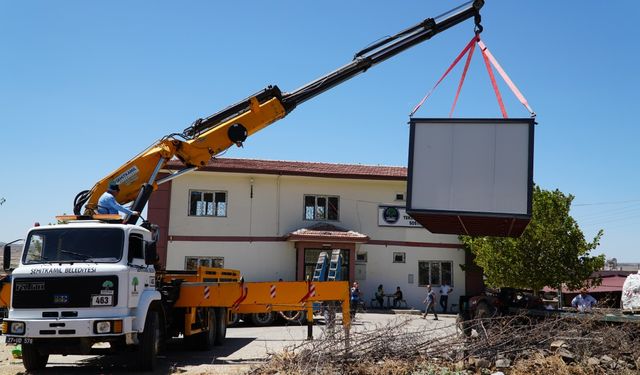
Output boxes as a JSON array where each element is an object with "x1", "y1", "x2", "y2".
[{"x1": 3, "y1": 316, "x2": 136, "y2": 341}]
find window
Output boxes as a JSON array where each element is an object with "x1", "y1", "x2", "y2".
[
  {"x1": 393, "y1": 252, "x2": 406, "y2": 263},
  {"x1": 23, "y1": 228, "x2": 124, "y2": 264},
  {"x1": 185, "y1": 256, "x2": 224, "y2": 270},
  {"x1": 356, "y1": 252, "x2": 368, "y2": 263},
  {"x1": 304, "y1": 195, "x2": 339, "y2": 221},
  {"x1": 128, "y1": 233, "x2": 144, "y2": 261},
  {"x1": 25, "y1": 234, "x2": 44, "y2": 263},
  {"x1": 418, "y1": 261, "x2": 453, "y2": 286},
  {"x1": 189, "y1": 190, "x2": 227, "y2": 217}
]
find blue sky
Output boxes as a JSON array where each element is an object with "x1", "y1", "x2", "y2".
[{"x1": 1, "y1": 1, "x2": 638, "y2": 261}]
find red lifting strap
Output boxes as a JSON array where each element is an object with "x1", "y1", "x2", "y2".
[
  {"x1": 409, "y1": 35, "x2": 479, "y2": 117},
  {"x1": 478, "y1": 39, "x2": 535, "y2": 117},
  {"x1": 410, "y1": 35, "x2": 535, "y2": 118},
  {"x1": 450, "y1": 36, "x2": 477, "y2": 118},
  {"x1": 479, "y1": 38, "x2": 508, "y2": 118}
]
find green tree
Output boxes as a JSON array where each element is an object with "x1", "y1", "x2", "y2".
[{"x1": 461, "y1": 186, "x2": 605, "y2": 292}]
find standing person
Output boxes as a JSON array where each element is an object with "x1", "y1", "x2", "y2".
[
  {"x1": 97, "y1": 183, "x2": 140, "y2": 218},
  {"x1": 350, "y1": 281, "x2": 362, "y2": 320},
  {"x1": 393, "y1": 286, "x2": 404, "y2": 308},
  {"x1": 422, "y1": 285, "x2": 438, "y2": 320},
  {"x1": 571, "y1": 288, "x2": 597, "y2": 312},
  {"x1": 375, "y1": 284, "x2": 385, "y2": 309},
  {"x1": 439, "y1": 283, "x2": 453, "y2": 313}
]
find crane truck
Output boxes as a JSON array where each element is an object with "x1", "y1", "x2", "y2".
[{"x1": 1, "y1": 1, "x2": 484, "y2": 371}]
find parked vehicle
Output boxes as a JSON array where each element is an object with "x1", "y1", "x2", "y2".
[{"x1": 458, "y1": 284, "x2": 640, "y2": 337}]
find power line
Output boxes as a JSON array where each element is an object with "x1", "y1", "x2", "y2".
[
  {"x1": 577, "y1": 204, "x2": 640, "y2": 223},
  {"x1": 573, "y1": 199, "x2": 640, "y2": 207}
]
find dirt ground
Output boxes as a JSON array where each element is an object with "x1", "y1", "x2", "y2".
[
  {"x1": 0, "y1": 312, "x2": 442, "y2": 375},
  {"x1": 0, "y1": 340, "x2": 254, "y2": 375},
  {"x1": 0, "y1": 344, "x2": 21, "y2": 375}
]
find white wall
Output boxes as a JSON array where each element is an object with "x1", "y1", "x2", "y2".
[
  {"x1": 169, "y1": 171, "x2": 458, "y2": 241},
  {"x1": 356, "y1": 244, "x2": 465, "y2": 310},
  {"x1": 166, "y1": 241, "x2": 296, "y2": 282},
  {"x1": 164, "y1": 167, "x2": 464, "y2": 310}
]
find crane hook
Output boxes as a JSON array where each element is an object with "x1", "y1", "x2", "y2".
[{"x1": 474, "y1": 13, "x2": 483, "y2": 35}]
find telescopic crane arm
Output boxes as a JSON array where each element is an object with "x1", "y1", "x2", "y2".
[{"x1": 73, "y1": 0, "x2": 484, "y2": 223}]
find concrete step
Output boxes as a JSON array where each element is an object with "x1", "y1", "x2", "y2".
[{"x1": 392, "y1": 308, "x2": 422, "y2": 315}]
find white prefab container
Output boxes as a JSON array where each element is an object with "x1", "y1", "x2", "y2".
[
  {"x1": 622, "y1": 272, "x2": 640, "y2": 311},
  {"x1": 406, "y1": 118, "x2": 535, "y2": 237}
]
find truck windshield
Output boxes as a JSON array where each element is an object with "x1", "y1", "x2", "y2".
[{"x1": 23, "y1": 228, "x2": 124, "y2": 264}]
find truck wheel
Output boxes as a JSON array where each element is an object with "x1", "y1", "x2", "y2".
[
  {"x1": 188, "y1": 308, "x2": 216, "y2": 350},
  {"x1": 473, "y1": 302, "x2": 494, "y2": 338},
  {"x1": 22, "y1": 343, "x2": 49, "y2": 371},
  {"x1": 456, "y1": 314, "x2": 472, "y2": 337},
  {"x1": 282, "y1": 310, "x2": 307, "y2": 324},
  {"x1": 475, "y1": 302, "x2": 494, "y2": 320},
  {"x1": 214, "y1": 307, "x2": 227, "y2": 345},
  {"x1": 139, "y1": 310, "x2": 160, "y2": 371},
  {"x1": 250, "y1": 312, "x2": 274, "y2": 326},
  {"x1": 228, "y1": 311, "x2": 240, "y2": 327}
]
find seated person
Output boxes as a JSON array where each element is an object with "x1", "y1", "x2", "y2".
[
  {"x1": 375, "y1": 284, "x2": 385, "y2": 308},
  {"x1": 393, "y1": 286, "x2": 403, "y2": 308}
]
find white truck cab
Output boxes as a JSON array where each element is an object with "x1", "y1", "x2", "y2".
[{"x1": 2, "y1": 221, "x2": 161, "y2": 371}]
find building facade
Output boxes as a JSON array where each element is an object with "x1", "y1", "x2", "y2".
[{"x1": 148, "y1": 158, "x2": 481, "y2": 309}]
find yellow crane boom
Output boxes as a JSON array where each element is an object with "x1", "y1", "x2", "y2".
[{"x1": 73, "y1": 0, "x2": 485, "y2": 224}]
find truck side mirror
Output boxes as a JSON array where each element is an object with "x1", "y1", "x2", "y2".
[
  {"x1": 3, "y1": 245, "x2": 10, "y2": 271},
  {"x1": 145, "y1": 241, "x2": 158, "y2": 266}
]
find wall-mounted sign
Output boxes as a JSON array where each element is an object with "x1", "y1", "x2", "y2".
[{"x1": 378, "y1": 206, "x2": 422, "y2": 228}]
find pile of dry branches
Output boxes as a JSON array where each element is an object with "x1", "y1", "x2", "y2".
[{"x1": 250, "y1": 311, "x2": 640, "y2": 375}]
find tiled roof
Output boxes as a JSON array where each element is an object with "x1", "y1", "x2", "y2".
[
  {"x1": 543, "y1": 272, "x2": 633, "y2": 293},
  {"x1": 286, "y1": 223, "x2": 369, "y2": 243},
  {"x1": 165, "y1": 157, "x2": 407, "y2": 180}
]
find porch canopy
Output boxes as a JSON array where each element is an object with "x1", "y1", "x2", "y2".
[{"x1": 285, "y1": 223, "x2": 369, "y2": 243}]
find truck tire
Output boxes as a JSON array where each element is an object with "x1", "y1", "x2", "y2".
[
  {"x1": 214, "y1": 307, "x2": 227, "y2": 345},
  {"x1": 281, "y1": 310, "x2": 307, "y2": 324},
  {"x1": 456, "y1": 314, "x2": 473, "y2": 337},
  {"x1": 475, "y1": 302, "x2": 494, "y2": 320},
  {"x1": 250, "y1": 312, "x2": 275, "y2": 326},
  {"x1": 22, "y1": 343, "x2": 49, "y2": 371},
  {"x1": 473, "y1": 302, "x2": 494, "y2": 338},
  {"x1": 139, "y1": 310, "x2": 160, "y2": 371},
  {"x1": 228, "y1": 311, "x2": 240, "y2": 327},
  {"x1": 187, "y1": 308, "x2": 216, "y2": 350}
]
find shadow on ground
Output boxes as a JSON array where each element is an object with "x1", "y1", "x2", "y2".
[{"x1": 19, "y1": 337, "x2": 257, "y2": 375}]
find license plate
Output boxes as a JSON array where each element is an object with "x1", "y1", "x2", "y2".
[
  {"x1": 91, "y1": 294, "x2": 113, "y2": 306},
  {"x1": 5, "y1": 336, "x2": 33, "y2": 344}
]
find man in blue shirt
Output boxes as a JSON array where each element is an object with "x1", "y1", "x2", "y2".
[
  {"x1": 349, "y1": 281, "x2": 362, "y2": 320},
  {"x1": 97, "y1": 183, "x2": 140, "y2": 218},
  {"x1": 422, "y1": 284, "x2": 438, "y2": 320},
  {"x1": 571, "y1": 288, "x2": 597, "y2": 312}
]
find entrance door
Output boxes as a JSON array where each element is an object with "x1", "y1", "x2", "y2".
[{"x1": 303, "y1": 248, "x2": 350, "y2": 281}]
